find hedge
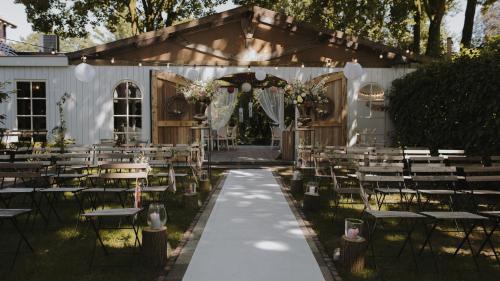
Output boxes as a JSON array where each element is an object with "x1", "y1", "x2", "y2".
[{"x1": 388, "y1": 38, "x2": 500, "y2": 155}]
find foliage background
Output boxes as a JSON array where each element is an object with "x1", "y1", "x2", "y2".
[{"x1": 388, "y1": 37, "x2": 500, "y2": 154}]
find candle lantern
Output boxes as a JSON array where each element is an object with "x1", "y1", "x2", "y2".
[
  {"x1": 187, "y1": 182, "x2": 197, "y2": 194},
  {"x1": 200, "y1": 170, "x2": 209, "y2": 181},
  {"x1": 306, "y1": 182, "x2": 319, "y2": 195},
  {"x1": 345, "y1": 218, "x2": 363, "y2": 241},
  {"x1": 147, "y1": 203, "x2": 167, "y2": 230},
  {"x1": 292, "y1": 170, "x2": 302, "y2": 180}
]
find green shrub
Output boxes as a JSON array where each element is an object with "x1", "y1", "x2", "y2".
[{"x1": 388, "y1": 37, "x2": 500, "y2": 155}]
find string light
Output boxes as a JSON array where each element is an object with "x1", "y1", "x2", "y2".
[
  {"x1": 138, "y1": 62, "x2": 142, "y2": 67},
  {"x1": 274, "y1": 66, "x2": 278, "y2": 70},
  {"x1": 167, "y1": 63, "x2": 170, "y2": 68},
  {"x1": 353, "y1": 58, "x2": 358, "y2": 63},
  {"x1": 110, "y1": 57, "x2": 115, "y2": 64},
  {"x1": 379, "y1": 54, "x2": 383, "y2": 59},
  {"x1": 301, "y1": 63, "x2": 305, "y2": 68},
  {"x1": 247, "y1": 65, "x2": 251, "y2": 71}
]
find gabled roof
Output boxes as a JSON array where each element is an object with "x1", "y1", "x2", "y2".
[
  {"x1": 68, "y1": 6, "x2": 431, "y2": 67},
  {"x1": 0, "y1": 17, "x2": 17, "y2": 28}
]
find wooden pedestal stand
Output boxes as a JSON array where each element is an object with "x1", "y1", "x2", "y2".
[
  {"x1": 340, "y1": 235, "x2": 367, "y2": 273},
  {"x1": 200, "y1": 180, "x2": 211, "y2": 193},
  {"x1": 142, "y1": 226, "x2": 168, "y2": 267},
  {"x1": 290, "y1": 179, "x2": 303, "y2": 193},
  {"x1": 183, "y1": 193, "x2": 199, "y2": 209},
  {"x1": 302, "y1": 192, "x2": 320, "y2": 211}
]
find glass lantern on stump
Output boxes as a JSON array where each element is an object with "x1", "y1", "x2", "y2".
[
  {"x1": 147, "y1": 203, "x2": 167, "y2": 230},
  {"x1": 345, "y1": 218, "x2": 363, "y2": 241}
]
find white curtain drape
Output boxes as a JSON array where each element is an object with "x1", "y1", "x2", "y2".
[
  {"x1": 256, "y1": 88, "x2": 285, "y2": 129},
  {"x1": 208, "y1": 88, "x2": 238, "y2": 130}
]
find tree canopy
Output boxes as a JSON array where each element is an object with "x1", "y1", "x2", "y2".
[{"x1": 15, "y1": 0, "x2": 227, "y2": 37}]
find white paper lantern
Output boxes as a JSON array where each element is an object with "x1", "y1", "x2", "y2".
[
  {"x1": 74, "y1": 63, "x2": 96, "y2": 82},
  {"x1": 241, "y1": 82, "x2": 252, "y2": 93},
  {"x1": 254, "y1": 70, "x2": 266, "y2": 81},
  {"x1": 186, "y1": 68, "x2": 200, "y2": 81},
  {"x1": 343, "y1": 62, "x2": 364, "y2": 80}
]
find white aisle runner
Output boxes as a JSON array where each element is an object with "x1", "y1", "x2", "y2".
[{"x1": 182, "y1": 169, "x2": 326, "y2": 281}]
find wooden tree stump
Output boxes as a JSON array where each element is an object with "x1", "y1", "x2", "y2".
[
  {"x1": 200, "y1": 180, "x2": 211, "y2": 193},
  {"x1": 142, "y1": 226, "x2": 168, "y2": 267},
  {"x1": 302, "y1": 192, "x2": 320, "y2": 211},
  {"x1": 183, "y1": 193, "x2": 199, "y2": 209},
  {"x1": 290, "y1": 179, "x2": 303, "y2": 193},
  {"x1": 340, "y1": 235, "x2": 367, "y2": 274}
]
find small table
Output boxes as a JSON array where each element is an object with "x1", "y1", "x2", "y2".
[{"x1": 83, "y1": 208, "x2": 142, "y2": 268}]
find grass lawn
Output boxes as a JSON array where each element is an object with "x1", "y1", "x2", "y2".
[
  {"x1": 276, "y1": 167, "x2": 500, "y2": 281},
  {"x1": 0, "y1": 169, "x2": 224, "y2": 281}
]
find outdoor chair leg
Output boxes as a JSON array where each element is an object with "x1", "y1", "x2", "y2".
[
  {"x1": 454, "y1": 222, "x2": 480, "y2": 270},
  {"x1": 476, "y1": 221, "x2": 499, "y2": 265}
]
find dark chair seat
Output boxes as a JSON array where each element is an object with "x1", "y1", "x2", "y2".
[
  {"x1": 82, "y1": 187, "x2": 125, "y2": 193},
  {"x1": 0, "y1": 187, "x2": 42, "y2": 193},
  {"x1": 0, "y1": 208, "x2": 31, "y2": 218},
  {"x1": 126, "y1": 186, "x2": 169, "y2": 192},
  {"x1": 420, "y1": 211, "x2": 487, "y2": 220},
  {"x1": 366, "y1": 210, "x2": 425, "y2": 219},
  {"x1": 82, "y1": 207, "x2": 142, "y2": 217},
  {"x1": 40, "y1": 187, "x2": 85, "y2": 193}
]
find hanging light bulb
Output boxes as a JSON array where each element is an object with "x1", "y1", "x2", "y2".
[
  {"x1": 74, "y1": 55, "x2": 96, "y2": 83},
  {"x1": 301, "y1": 63, "x2": 305, "y2": 68},
  {"x1": 379, "y1": 54, "x2": 383, "y2": 59},
  {"x1": 343, "y1": 59, "x2": 364, "y2": 80},
  {"x1": 111, "y1": 57, "x2": 115, "y2": 64},
  {"x1": 247, "y1": 65, "x2": 251, "y2": 72},
  {"x1": 274, "y1": 66, "x2": 278, "y2": 70},
  {"x1": 138, "y1": 62, "x2": 142, "y2": 67}
]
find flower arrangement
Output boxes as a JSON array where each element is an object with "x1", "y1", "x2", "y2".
[
  {"x1": 284, "y1": 78, "x2": 328, "y2": 107},
  {"x1": 179, "y1": 80, "x2": 221, "y2": 103}
]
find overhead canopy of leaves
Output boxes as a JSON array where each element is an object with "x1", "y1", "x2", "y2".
[
  {"x1": 388, "y1": 37, "x2": 500, "y2": 154},
  {"x1": 235, "y1": 0, "x2": 426, "y2": 51},
  {"x1": 15, "y1": 0, "x2": 227, "y2": 38}
]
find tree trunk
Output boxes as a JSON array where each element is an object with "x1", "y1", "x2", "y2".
[
  {"x1": 424, "y1": 0, "x2": 447, "y2": 57},
  {"x1": 128, "y1": 0, "x2": 139, "y2": 35},
  {"x1": 142, "y1": 226, "x2": 168, "y2": 267},
  {"x1": 340, "y1": 235, "x2": 367, "y2": 273},
  {"x1": 461, "y1": 0, "x2": 478, "y2": 48},
  {"x1": 412, "y1": 1, "x2": 422, "y2": 54}
]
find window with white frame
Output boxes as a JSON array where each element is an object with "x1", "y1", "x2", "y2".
[
  {"x1": 16, "y1": 81, "x2": 47, "y2": 134},
  {"x1": 113, "y1": 81, "x2": 142, "y2": 143}
]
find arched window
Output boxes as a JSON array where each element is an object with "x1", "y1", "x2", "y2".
[{"x1": 113, "y1": 81, "x2": 142, "y2": 143}]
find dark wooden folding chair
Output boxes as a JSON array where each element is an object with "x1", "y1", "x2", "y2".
[
  {"x1": 0, "y1": 208, "x2": 34, "y2": 270},
  {"x1": 357, "y1": 171, "x2": 426, "y2": 273}
]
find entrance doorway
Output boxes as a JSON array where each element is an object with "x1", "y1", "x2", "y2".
[{"x1": 208, "y1": 72, "x2": 294, "y2": 164}]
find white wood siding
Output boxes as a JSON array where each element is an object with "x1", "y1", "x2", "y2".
[{"x1": 0, "y1": 65, "x2": 413, "y2": 145}]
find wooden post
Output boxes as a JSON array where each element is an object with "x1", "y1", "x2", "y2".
[
  {"x1": 142, "y1": 226, "x2": 168, "y2": 267},
  {"x1": 290, "y1": 179, "x2": 303, "y2": 193},
  {"x1": 183, "y1": 193, "x2": 199, "y2": 209},
  {"x1": 340, "y1": 235, "x2": 367, "y2": 273},
  {"x1": 302, "y1": 192, "x2": 320, "y2": 211}
]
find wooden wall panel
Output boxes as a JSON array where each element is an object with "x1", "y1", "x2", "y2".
[
  {"x1": 151, "y1": 71, "x2": 196, "y2": 145},
  {"x1": 308, "y1": 72, "x2": 347, "y2": 146}
]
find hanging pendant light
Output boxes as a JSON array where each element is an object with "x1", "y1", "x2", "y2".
[
  {"x1": 241, "y1": 82, "x2": 252, "y2": 93},
  {"x1": 254, "y1": 70, "x2": 266, "y2": 81},
  {"x1": 343, "y1": 60, "x2": 364, "y2": 80},
  {"x1": 74, "y1": 56, "x2": 96, "y2": 83}
]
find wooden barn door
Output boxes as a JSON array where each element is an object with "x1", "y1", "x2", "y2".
[
  {"x1": 151, "y1": 71, "x2": 196, "y2": 145},
  {"x1": 307, "y1": 72, "x2": 347, "y2": 146}
]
